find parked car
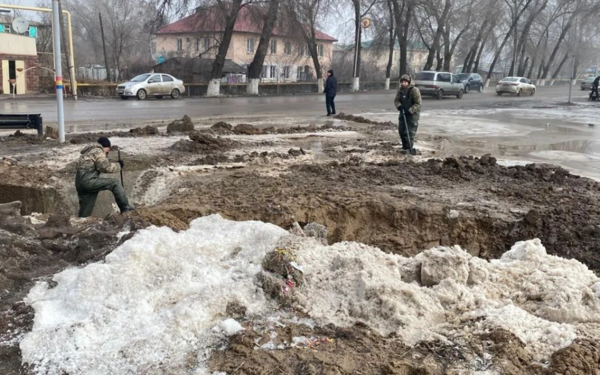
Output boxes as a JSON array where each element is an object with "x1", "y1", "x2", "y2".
[
  {"x1": 457, "y1": 73, "x2": 484, "y2": 93},
  {"x1": 414, "y1": 71, "x2": 465, "y2": 99},
  {"x1": 116, "y1": 73, "x2": 185, "y2": 100},
  {"x1": 495, "y1": 77, "x2": 536, "y2": 96},
  {"x1": 581, "y1": 76, "x2": 596, "y2": 91}
]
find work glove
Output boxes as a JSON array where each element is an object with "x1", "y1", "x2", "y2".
[{"x1": 118, "y1": 160, "x2": 124, "y2": 168}]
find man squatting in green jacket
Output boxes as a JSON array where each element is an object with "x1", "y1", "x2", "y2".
[
  {"x1": 394, "y1": 74, "x2": 422, "y2": 155},
  {"x1": 75, "y1": 137, "x2": 133, "y2": 217}
]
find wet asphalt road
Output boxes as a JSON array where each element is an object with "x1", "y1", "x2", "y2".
[{"x1": 0, "y1": 85, "x2": 590, "y2": 130}]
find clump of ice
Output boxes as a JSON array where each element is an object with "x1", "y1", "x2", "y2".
[
  {"x1": 20, "y1": 218, "x2": 600, "y2": 374},
  {"x1": 216, "y1": 319, "x2": 244, "y2": 336},
  {"x1": 21, "y1": 215, "x2": 288, "y2": 375}
]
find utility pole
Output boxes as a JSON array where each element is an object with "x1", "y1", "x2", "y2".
[
  {"x1": 99, "y1": 12, "x2": 111, "y2": 82},
  {"x1": 568, "y1": 54, "x2": 575, "y2": 104},
  {"x1": 52, "y1": 0, "x2": 65, "y2": 142},
  {"x1": 56, "y1": 0, "x2": 77, "y2": 100}
]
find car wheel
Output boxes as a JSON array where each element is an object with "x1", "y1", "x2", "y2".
[
  {"x1": 171, "y1": 88, "x2": 181, "y2": 99},
  {"x1": 530, "y1": 88, "x2": 535, "y2": 96},
  {"x1": 120, "y1": 96, "x2": 129, "y2": 100},
  {"x1": 464, "y1": 85, "x2": 470, "y2": 94},
  {"x1": 156, "y1": 96, "x2": 163, "y2": 99},
  {"x1": 436, "y1": 89, "x2": 444, "y2": 100},
  {"x1": 478, "y1": 84, "x2": 483, "y2": 93},
  {"x1": 457, "y1": 89, "x2": 464, "y2": 99},
  {"x1": 516, "y1": 89, "x2": 521, "y2": 97},
  {"x1": 137, "y1": 89, "x2": 147, "y2": 100}
]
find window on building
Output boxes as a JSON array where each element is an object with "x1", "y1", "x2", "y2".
[
  {"x1": 176, "y1": 38, "x2": 183, "y2": 51},
  {"x1": 270, "y1": 66, "x2": 277, "y2": 78},
  {"x1": 195, "y1": 38, "x2": 200, "y2": 51},
  {"x1": 297, "y1": 66, "x2": 303, "y2": 80},
  {"x1": 318, "y1": 44, "x2": 324, "y2": 57},
  {"x1": 261, "y1": 65, "x2": 267, "y2": 78},
  {"x1": 283, "y1": 66, "x2": 290, "y2": 79},
  {"x1": 270, "y1": 39, "x2": 277, "y2": 54},
  {"x1": 284, "y1": 42, "x2": 292, "y2": 55},
  {"x1": 305, "y1": 45, "x2": 311, "y2": 57},
  {"x1": 204, "y1": 38, "x2": 210, "y2": 52},
  {"x1": 247, "y1": 38, "x2": 255, "y2": 53},
  {"x1": 298, "y1": 45, "x2": 303, "y2": 57}
]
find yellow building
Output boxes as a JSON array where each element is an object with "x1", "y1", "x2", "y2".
[
  {"x1": 152, "y1": 6, "x2": 337, "y2": 83},
  {"x1": 0, "y1": 19, "x2": 41, "y2": 95}
]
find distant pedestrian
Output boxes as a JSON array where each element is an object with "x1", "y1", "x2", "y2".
[
  {"x1": 591, "y1": 76, "x2": 600, "y2": 101},
  {"x1": 324, "y1": 69, "x2": 338, "y2": 116},
  {"x1": 75, "y1": 137, "x2": 133, "y2": 218},
  {"x1": 394, "y1": 74, "x2": 422, "y2": 155}
]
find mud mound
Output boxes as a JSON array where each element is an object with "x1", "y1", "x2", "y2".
[
  {"x1": 335, "y1": 112, "x2": 395, "y2": 127},
  {"x1": 68, "y1": 126, "x2": 162, "y2": 145},
  {"x1": 0, "y1": 131, "x2": 47, "y2": 145},
  {"x1": 132, "y1": 208, "x2": 188, "y2": 232},
  {"x1": 129, "y1": 125, "x2": 159, "y2": 136},
  {"x1": 210, "y1": 121, "x2": 234, "y2": 134},
  {"x1": 544, "y1": 339, "x2": 600, "y2": 374},
  {"x1": 166, "y1": 115, "x2": 194, "y2": 133},
  {"x1": 233, "y1": 123, "x2": 262, "y2": 135},
  {"x1": 172, "y1": 132, "x2": 240, "y2": 153}
]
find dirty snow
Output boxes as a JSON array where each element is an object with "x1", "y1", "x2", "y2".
[
  {"x1": 21, "y1": 215, "x2": 288, "y2": 375},
  {"x1": 21, "y1": 218, "x2": 600, "y2": 374}
]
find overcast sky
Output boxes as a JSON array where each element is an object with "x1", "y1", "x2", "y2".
[{"x1": 9, "y1": 0, "x2": 355, "y2": 43}]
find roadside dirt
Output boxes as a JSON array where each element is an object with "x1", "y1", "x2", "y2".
[
  {"x1": 210, "y1": 322, "x2": 597, "y2": 375},
  {"x1": 1, "y1": 112, "x2": 600, "y2": 374}
]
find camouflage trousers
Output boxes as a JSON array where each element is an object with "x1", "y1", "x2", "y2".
[
  {"x1": 399, "y1": 112, "x2": 420, "y2": 150},
  {"x1": 76, "y1": 171, "x2": 129, "y2": 218}
]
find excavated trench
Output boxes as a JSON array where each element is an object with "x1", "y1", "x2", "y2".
[
  {"x1": 0, "y1": 184, "x2": 60, "y2": 216},
  {"x1": 138, "y1": 156, "x2": 600, "y2": 270}
]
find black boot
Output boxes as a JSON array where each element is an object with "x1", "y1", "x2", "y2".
[{"x1": 410, "y1": 148, "x2": 417, "y2": 156}]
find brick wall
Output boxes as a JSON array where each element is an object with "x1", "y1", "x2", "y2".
[{"x1": 0, "y1": 54, "x2": 41, "y2": 94}]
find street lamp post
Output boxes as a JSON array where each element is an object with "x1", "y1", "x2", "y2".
[{"x1": 52, "y1": 0, "x2": 65, "y2": 142}]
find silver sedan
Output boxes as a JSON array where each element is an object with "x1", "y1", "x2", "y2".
[
  {"x1": 116, "y1": 73, "x2": 186, "y2": 100},
  {"x1": 496, "y1": 77, "x2": 536, "y2": 96}
]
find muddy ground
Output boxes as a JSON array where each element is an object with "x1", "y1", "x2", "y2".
[{"x1": 1, "y1": 113, "x2": 599, "y2": 374}]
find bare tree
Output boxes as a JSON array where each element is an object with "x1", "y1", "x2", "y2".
[
  {"x1": 348, "y1": 0, "x2": 378, "y2": 90},
  {"x1": 283, "y1": 0, "x2": 333, "y2": 93},
  {"x1": 390, "y1": 0, "x2": 415, "y2": 76},
  {"x1": 65, "y1": 0, "x2": 156, "y2": 81},
  {"x1": 247, "y1": 0, "x2": 280, "y2": 94},
  {"x1": 484, "y1": 0, "x2": 535, "y2": 86}
]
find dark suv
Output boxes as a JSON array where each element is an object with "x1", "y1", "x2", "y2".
[{"x1": 457, "y1": 73, "x2": 484, "y2": 93}]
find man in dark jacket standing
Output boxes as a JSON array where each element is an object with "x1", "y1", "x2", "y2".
[
  {"x1": 394, "y1": 74, "x2": 422, "y2": 154},
  {"x1": 75, "y1": 137, "x2": 133, "y2": 217},
  {"x1": 324, "y1": 69, "x2": 338, "y2": 116}
]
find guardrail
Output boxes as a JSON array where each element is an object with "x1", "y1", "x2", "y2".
[{"x1": 0, "y1": 114, "x2": 43, "y2": 136}]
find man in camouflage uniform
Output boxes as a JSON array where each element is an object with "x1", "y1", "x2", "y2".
[
  {"x1": 394, "y1": 74, "x2": 422, "y2": 154},
  {"x1": 75, "y1": 137, "x2": 133, "y2": 217}
]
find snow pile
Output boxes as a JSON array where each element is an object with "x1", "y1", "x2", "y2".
[
  {"x1": 293, "y1": 238, "x2": 600, "y2": 362},
  {"x1": 21, "y1": 215, "x2": 288, "y2": 375},
  {"x1": 20, "y1": 217, "x2": 600, "y2": 374}
]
